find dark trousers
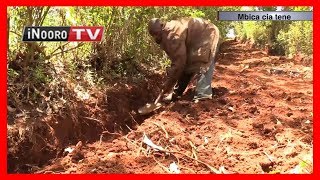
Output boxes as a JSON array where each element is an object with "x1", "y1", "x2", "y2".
[
  {"x1": 172, "y1": 72, "x2": 195, "y2": 97},
  {"x1": 173, "y1": 56, "x2": 216, "y2": 99}
]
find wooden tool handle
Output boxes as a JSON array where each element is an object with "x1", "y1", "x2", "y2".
[{"x1": 154, "y1": 90, "x2": 164, "y2": 104}]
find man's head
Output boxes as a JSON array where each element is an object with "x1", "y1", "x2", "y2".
[{"x1": 148, "y1": 18, "x2": 164, "y2": 44}]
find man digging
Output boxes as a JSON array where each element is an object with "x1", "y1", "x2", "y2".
[{"x1": 138, "y1": 17, "x2": 220, "y2": 114}]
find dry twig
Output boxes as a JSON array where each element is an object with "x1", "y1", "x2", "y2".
[{"x1": 152, "y1": 122, "x2": 169, "y2": 139}]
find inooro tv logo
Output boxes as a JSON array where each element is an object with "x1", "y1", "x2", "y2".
[{"x1": 22, "y1": 26, "x2": 104, "y2": 42}]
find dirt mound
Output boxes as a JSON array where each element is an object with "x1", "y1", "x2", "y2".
[
  {"x1": 7, "y1": 74, "x2": 163, "y2": 173},
  {"x1": 8, "y1": 40, "x2": 313, "y2": 174}
]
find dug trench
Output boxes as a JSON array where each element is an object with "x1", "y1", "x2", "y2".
[
  {"x1": 7, "y1": 40, "x2": 313, "y2": 174},
  {"x1": 7, "y1": 73, "x2": 163, "y2": 173}
]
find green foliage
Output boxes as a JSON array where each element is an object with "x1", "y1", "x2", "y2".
[
  {"x1": 234, "y1": 21, "x2": 269, "y2": 45},
  {"x1": 33, "y1": 65, "x2": 52, "y2": 84},
  {"x1": 8, "y1": 6, "x2": 236, "y2": 76},
  {"x1": 277, "y1": 21, "x2": 313, "y2": 56},
  {"x1": 8, "y1": 68, "x2": 19, "y2": 79},
  {"x1": 233, "y1": 6, "x2": 313, "y2": 56},
  {"x1": 6, "y1": 6, "x2": 239, "y2": 110}
]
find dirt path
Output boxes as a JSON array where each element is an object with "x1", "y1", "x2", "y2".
[{"x1": 25, "y1": 40, "x2": 313, "y2": 174}]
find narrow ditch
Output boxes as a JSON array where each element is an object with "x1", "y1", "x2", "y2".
[{"x1": 7, "y1": 74, "x2": 163, "y2": 173}]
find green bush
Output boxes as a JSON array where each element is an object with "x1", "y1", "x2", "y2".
[
  {"x1": 277, "y1": 21, "x2": 313, "y2": 56},
  {"x1": 233, "y1": 6, "x2": 313, "y2": 56}
]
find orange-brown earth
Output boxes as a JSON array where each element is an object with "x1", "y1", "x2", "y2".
[{"x1": 8, "y1": 40, "x2": 313, "y2": 174}]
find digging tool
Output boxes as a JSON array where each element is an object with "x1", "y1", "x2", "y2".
[
  {"x1": 138, "y1": 90, "x2": 164, "y2": 115},
  {"x1": 138, "y1": 73, "x2": 204, "y2": 115}
]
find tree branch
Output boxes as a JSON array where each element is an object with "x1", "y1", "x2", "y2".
[
  {"x1": 9, "y1": 30, "x2": 22, "y2": 37},
  {"x1": 39, "y1": 7, "x2": 50, "y2": 26},
  {"x1": 50, "y1": 43, "x2": 84, "y2": 57},
  {"x1": 49, "y1": 42, "x2": 70, "y2": 55}
]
